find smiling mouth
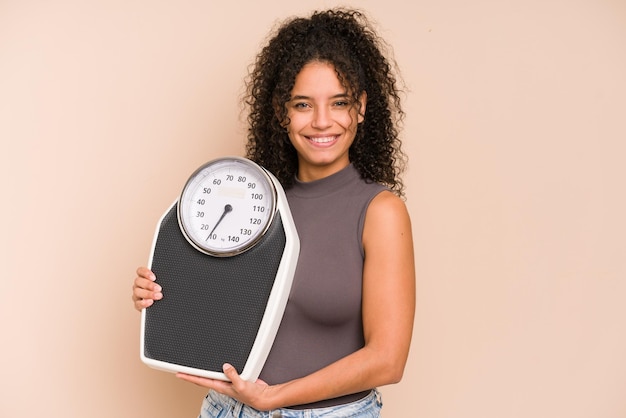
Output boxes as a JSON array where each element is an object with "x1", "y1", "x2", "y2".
[{"x1": 307, "y1": 135, "x2": 338, "y2": 144}]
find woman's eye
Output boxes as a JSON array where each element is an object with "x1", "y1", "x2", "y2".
[
  {"x1": 333, "y1": 100, "x2": 350, "y2": 107},
  {"x1": 293, "y1": 102, "x2": 310, "y2": 109}
]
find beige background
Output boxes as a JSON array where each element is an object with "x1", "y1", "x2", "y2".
[{"x1": 1, "y1": 0, "x2": 625, "y2": 417}]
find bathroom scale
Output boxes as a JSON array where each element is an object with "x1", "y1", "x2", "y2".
[{"x1": 140, "y1": 156, "x2": 299, "y2": 381}]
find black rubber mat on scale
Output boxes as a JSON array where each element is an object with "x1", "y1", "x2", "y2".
[{"x1": 143, "y1": 203, "x2": 286, "y2": 374}]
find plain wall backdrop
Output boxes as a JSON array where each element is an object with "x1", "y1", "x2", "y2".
[{"x1": 1, "y1": 0, "x2": 625, "y2": 417}]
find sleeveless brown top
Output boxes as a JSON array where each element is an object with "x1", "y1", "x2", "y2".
[{"x1": 259, "y1": 164, "x2": 387, "y2": 409}]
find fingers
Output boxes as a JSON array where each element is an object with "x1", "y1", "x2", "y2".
[
  {"x1": 132, "y1": 267, "x2": 162, "y2": 311},
  {"x1": 176, "y1": 366, "x2": 243, "y2": 394},
  {"x1": 137, "y1": 266, "x2": 156, "y2": 281},
  {"x1": 222, "y1": 363, "x2": 240, "y2": 385},
  {"x1": 223, "y1": 364, "x2": 252, "y2": 394},
  {"x1": 175, "y1": 365, "x2": 240, "y2": 389},
  {"x1": 177, "y1": 365, "x2": 271, "y2": 410},
  {"x1": 221, "y1": 364, "x2": 271, "y2": 409},
  {"x1": 176, "y1": 372, "x2": 232, "y2": 392}
]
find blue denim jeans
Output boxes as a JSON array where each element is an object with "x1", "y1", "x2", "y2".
[{"x1": 198, "y1": 389, "x2": 382, "y2": 417}]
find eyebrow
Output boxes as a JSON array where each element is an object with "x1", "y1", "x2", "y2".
[{"x1": 290, "y1": 93, "x2": 350, "y2": 101}]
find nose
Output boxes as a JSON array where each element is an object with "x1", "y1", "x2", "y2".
[{"x1": 311, "y1": 106, "x2": 332, "y2": 129}]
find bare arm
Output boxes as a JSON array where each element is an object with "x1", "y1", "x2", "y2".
[{"x1": 178, "y1": 190, "x2": 416, "y2": 410}]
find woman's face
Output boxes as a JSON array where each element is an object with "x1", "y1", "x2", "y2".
[{"x1": 284, "y1": 61, "x2": 366, "y2": 182}]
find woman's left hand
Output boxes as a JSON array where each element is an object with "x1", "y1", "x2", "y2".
[{"x1": 176, "y1": 363, "x2": 275, "y2": 411}]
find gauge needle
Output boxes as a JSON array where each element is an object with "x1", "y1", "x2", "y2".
[{"x1": 206, "y1": 204, "x2": 232, "y2": 241}]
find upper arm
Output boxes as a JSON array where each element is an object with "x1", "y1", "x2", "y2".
[{"x1": 361, "y1": 191, "x2": 416, "y2": 374}]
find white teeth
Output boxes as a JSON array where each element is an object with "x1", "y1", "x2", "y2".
[{"x1": 309, "y1": 136, "x2": 336, "y2": 143}]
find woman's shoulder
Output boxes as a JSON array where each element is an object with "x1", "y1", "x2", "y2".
[{"x1": 366, "y1": 190, "x2": 411, "y2": 226}]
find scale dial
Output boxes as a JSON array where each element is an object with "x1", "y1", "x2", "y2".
[{"x1": 177, "y1": 157, "x2": 277, "y2": 256}]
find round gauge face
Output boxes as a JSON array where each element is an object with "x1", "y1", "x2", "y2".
[{"x1": 177, "y1": 157, "x2": 277, "y2": 256}]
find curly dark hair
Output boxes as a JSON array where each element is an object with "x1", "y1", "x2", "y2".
[{"x1": 244, "y1": 8, "x2": 407, "y2": 197}]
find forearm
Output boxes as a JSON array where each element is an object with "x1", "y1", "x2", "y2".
[{"x1": 265, "y1": 343, "x2": 407, "y2": 410}]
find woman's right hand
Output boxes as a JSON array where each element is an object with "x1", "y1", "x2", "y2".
[{"x1": 132, "y1": 266, "x2": 163, "y2": 311}]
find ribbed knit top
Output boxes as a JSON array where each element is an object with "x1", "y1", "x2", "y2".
[{"x1": 259, "y1": 164, "x2": 387, "y2": 409}]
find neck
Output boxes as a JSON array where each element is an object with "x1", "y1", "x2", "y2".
[{"x1": 296, "y1": 160, "x2": 351, "y2": 183}]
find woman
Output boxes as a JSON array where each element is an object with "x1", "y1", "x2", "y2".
[{"x1": 133, "y1": 8, "x2": 415, "y2": 417}]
